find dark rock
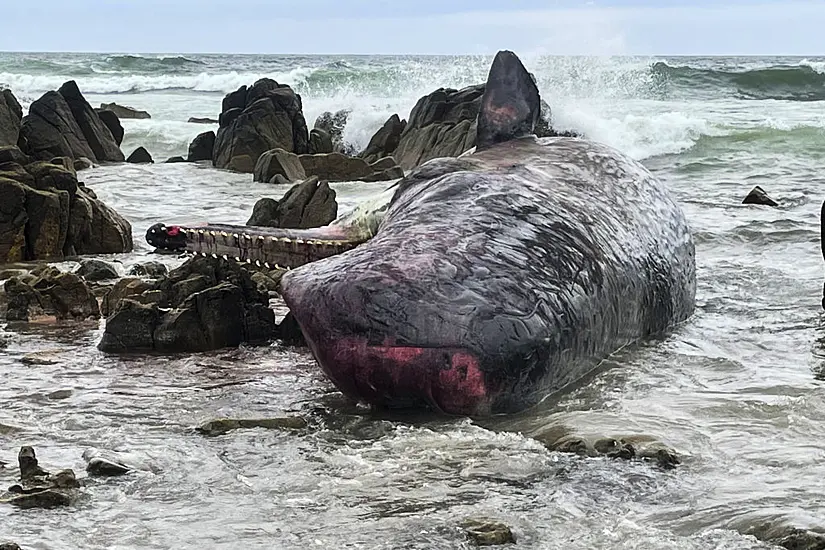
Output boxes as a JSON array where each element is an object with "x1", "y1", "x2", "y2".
[
  {"x1": 4, "y1": 277, "x2": 43, "y2": 321},
  {"x1": 0, "y1": 543, "x2": 22, "y2": 550},
  {"x1": 98, "y1": 299, "x2": 160, "y2": 351},
  {"x1": 59, "y1": 81, "x2": 125, "y2": 162},
  {"x1": 73, "y1": 157, "x2": 93, "y2": 171},
  {"x1": 308, "y1": 128, "x2": 333, "y2": 154},
  {"x1": 0, "y1": 145, "x2": 29, "y2": 165},
  {"x1": 49, "y1": 156, "x2": 76, "y2": 176},
  {"x1": 276, "y1": 311, "x2": 306, "y2": 346},
  {"x1": 101, "y1": 278, "x2": 151, "y2": 317},
  {"x1": 99, "y1": 102, "x2": 150, "y2": 119},
  {"x1": 129, "y1": 261, "x2": 168, "y2": 278},
  {"x1": 95, "y1": 109, "x2": 124, "y2": 146},
  {"x1": 187, "y1": 130, "x2": 215, "y2": 162},
  {"x1": 25, "y1": 161, "x2": 78, "y2": 195},
  {"x1": 228, "y1": 155, "x2": 255, "y2": 173},
  {"x1": 253, "y1": 148, "x2": 306, "y2": 183},
  {"x1": 188, "y1": 117, "x2": 218, "y2": 124},
  {"x1": 0, "y1": 88, "x2": 22, "y2": 147},
  {"x1": 459, "y1": 518, "x2": 516, "y2": 546},
  {"x1": 126, "y1": 146, "x2": 153, "y2": 164},
  {"x1": 19, "y1": 446, "x2": 50, "y2": 481},
  {"x1": 67, "y1": 189, "x2": 134, "y2": 255},
  {"x1": 20, "y1": 91, "x2": 97, "y2": 161},
  {"x1": 83, "y1": 449, "x2": 132, "y2": 477},
  {"x1": 99, "y1": 256, "x2": 276, "y2": 353},
  {"x1": 246, "y1": 176, "x2": 337, "y2": 229},
  {"x1": 314, "y1": 110, "x2": 353, "y2": 154},
  {"x1": 24, "y1": 186, "x2": 69, "y2": 260},
  {"x1": 391, "y1": 83, "x2": 562, "y2": 171},
  {"x1": 743, "y1": 185, "x2": 778, "y2": 207},
  {"x1": 246, "y1": 198, "x2": 280, "y2": 227},
  {"x1": 40, "y1": 272, "x2": 100, "y2": 319},
  {"x1": 0, "y1": 177, "x2": 28, "y2": 263},
  {"x1": 298, "y1": 152, "x2": 402, "y2": 182},
  {"x1": 76, "y1": 259, "x2": 118, "y2": 281},
  {"x1": 269, "y1": 174, "x2": 290, "y2": 185},
  {"x1": 360, "y1": 114, "x2": 406, "y2": 164},
  {"x1": 213, "y1": 79, "x2": 309, "y2": 172},
  {"x1": 164, "y1": 156, "x2": 187, "y2": 163}
]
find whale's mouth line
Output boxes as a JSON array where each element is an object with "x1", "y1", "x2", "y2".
[{"x1": 145, "y1": 222, "x2": 366, "y2": 270}]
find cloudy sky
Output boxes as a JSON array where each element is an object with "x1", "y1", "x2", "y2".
[{"x1": 1, "y1": 0, "x2": 823, "y2": 55}]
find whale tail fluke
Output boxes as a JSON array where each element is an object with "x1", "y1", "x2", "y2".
[{"x1": 476, "y1": 50, "x2": 542, "y2": 151}]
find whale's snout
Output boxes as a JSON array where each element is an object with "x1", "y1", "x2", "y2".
[{"x1": 280, "y1": 270, "x2": 496, "y2": 416}]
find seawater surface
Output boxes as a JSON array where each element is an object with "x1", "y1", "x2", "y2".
[{"x1": 1, "y1": 53, "x2": 825, "y2": 549}]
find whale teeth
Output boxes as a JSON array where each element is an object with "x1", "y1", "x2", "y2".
[
  {"x1": 209, "y1": 231, "x2": 217, "y2": 237},
  {"x1": 198, "y1": 229, "x2": 205, "y2": 235},
  {"x1": 257, "y1": 236, "x2": 264, "y2": 241},
  {"x1": 279, "y1": 237, "x2": 291, "y2": 243},
  {"x1": 220, "y1": 231, "x2": 228, "y2": 237},
  {"x1": 255, "y1": 260, "x2": 261, "y2": 266},
  {"x1": 269, "y1": 237, "x2": 278, "y2": 242},
  {"x1": 264, "y1": 262, "x2": 270, "y2": 268},
  {"x1": 246, "y1": 258, "x2": 252, "y2": 264},
  {"x1": 295, "y1": 239, "x2": 305, "y2": 245},
  {"x1": 234, "y1": 256, "x2": 241, "y2": 262},
  {"x1": 211, "y1": 253, "x2": 217, "y2": 259},
  {"x1": 222, "y1": 255, "x2": 228, "y2": 260},
  {"x1": 232, "y1": 233, "x2": 239, "y2": 239}
]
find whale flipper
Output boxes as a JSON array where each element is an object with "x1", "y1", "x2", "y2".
[{"x1": 476, "y1": 50, "x2": 542, "y2": 151}]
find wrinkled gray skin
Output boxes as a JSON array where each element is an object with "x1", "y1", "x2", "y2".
[{"x1": 279, "y1": 135, "x2": 697, "y2": 416}]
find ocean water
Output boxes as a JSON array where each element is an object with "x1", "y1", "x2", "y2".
[{"x1": 1, "y1": 52, "x2": 825, "y2": 549}]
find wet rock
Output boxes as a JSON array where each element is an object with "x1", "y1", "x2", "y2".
[
  {"x1": 187, "y1": 130, "x2": 215, "y2": 162},
  {"x1": 308, "y1": 127, "x2": 333, "y2": 154},
  {"x1": 213, "y1": 79, "x2": 309, "y2": 172},
  {"x1": 19, "y1": 446, "x2": 50, "y2": 481},
  {"x1": 745, "y1": 523, "x2": 825, "y2": 550},
  {"x1": 0, "y1": 543, "x2": 22, "y2": 550},
  {"x1": 41, "y1": 272, "x2": 100, "y2": 320},
  {"x1": 5, "y1": 489, "x2": 73, "y2": 509},
  {"x1": 392, "y1": 83, "x2": 561, "y2": 171},
  {"x1": 4, "y1": 277, "x2": 44, "y2": 321},
  {"x1": 99, "y1": 102, "x2": 150, "y2": 119},
  {"x1": 314, "y1": 109, "x2": 353, "y2": 154},
  {"x1": 276, "y1": 311, "x2": 306, "y2": 346},
  {"x1": 228, "y1": 155, "x2": 255, "y2": 173},
  {"x1": 250, "y1": 270, "x2": 281, "y2": 293},
  {"x1": 0, "y1": 145, "x2": 29, "y2": 165},
  {"x1": 98, "y1": 299, "x2": 160, "y2": 351},
  {"x1": 75, "y1": 259, "x2": 119, "y2": 281},
  {"x1": 58, "y1": 81, "x2": 124, "y2": 162},
  {"x1": 0, "y1": 88, "x2": 23, "y2": 147},
  {"x1": 196, "y1": 416, "x2": 308, "y2": 436},
  {"x1": 101, "y1": 277, "x2": 152, "y2": 317},
  {"x1": 743, "y1": 185, "x2": 778, "y2": 207},
  {"x1": 73, "y1": 157, "x2": 93, "y2": 171},
  {"x1": 126, "y1": 146, "x2": 153, "y2": 164},
  {"x1": 298, "y1": 152, "x2": 403, "y2": 182},
  {"x1": 164, "y1": 156, "x2": 187, "y2": 163},
  {"x1": 99, "y1": 256, "x2": 276, "y2": 353},
  {"x1": 0, "y1": 178, "x2": 28, "y2": 263},
  {"x1": 82, "y1": 449, "x2": 132, "y2": 477},
  {"x1": 49, "y1": 156, "x2": 76, "y2": 176},
  {"x1": 459, "y1": 518, "x2": 516, "y2": 546},
  {"x1": 360, "y1": 114, "x2": 406, "y2": 164},
  {"x1": 128, "y1": 261, "x2": 168, "y2": 278},
  {"x1": 95, "y1": 109, "x2": 124, "y2": 146},
  {"x1": 68, "y1": 187, "x2": 133, "y2": 255},
  {"x1": 253, "y1": 148, "x2": 306, "y2": 183},
  {"x1": 188, "y1": 117, "x2": 218, "y2": 124},
  {"x1": 247, "y1": 176, "x2": 337, "y2": 229}
]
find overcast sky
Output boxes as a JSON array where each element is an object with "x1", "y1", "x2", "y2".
[{"x1": 1, "y1": 0, "x2": 823, "y2": 55}]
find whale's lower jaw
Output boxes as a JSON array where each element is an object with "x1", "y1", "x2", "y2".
[{"x1": 301, "y1": 334, "x2": 496, "y2": 416}]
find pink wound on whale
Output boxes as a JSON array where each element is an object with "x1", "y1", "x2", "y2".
[{"x1": 167, "y1": 226, "x2": 181, "y2": 236}]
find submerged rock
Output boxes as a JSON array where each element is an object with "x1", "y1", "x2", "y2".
[
  {"x1": 298, "y1": 152, "x2": 403, "y2": 182},
  {"x1": 2, "y1": 446, "x2": 81, "y2": 509},
  {"x1": 743, "y1": 185, "x2": 779, "y2": 207},
  {"x1": 4, "y1": 269, "x2": 100, "y2": 321},
  {"x1": 0, "y1": 543, "x2": 23, "y2": 550},
  {"x1": 188, "y1": 117, "x2": 218, "y2": 124},
  {"x1": 459, "y1": 519, "x2": 516, "y2": 546},
  {"x1": 128, "y1": 261, "x2": 168, "y2": 278},
  {"x1": 82, "y1": 449, "x2": 132, "y2": 477},
  {"x1": 196, "y1": 416, "x2": 308, "y2": 436}
]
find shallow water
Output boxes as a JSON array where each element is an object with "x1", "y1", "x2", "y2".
[{"x1": 2, "y1": 54, "x2": 825, "y2": 549}]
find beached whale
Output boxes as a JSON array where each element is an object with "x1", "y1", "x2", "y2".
[{"x1": 146, "y1": 50, "x2": 696, "y2": 416}]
